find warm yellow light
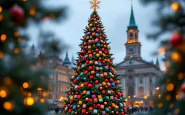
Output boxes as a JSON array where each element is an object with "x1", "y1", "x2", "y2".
[
  {"x1": 0, "y1": 14, "x2": 3, "y2": 21},
  {"x1": 0, "y1": 51, "x2": 4, "y2": 59},
  {"x1": 133, "y1": 95, "x2": 136, "y2": 98},
  {"x1": 29, "y1": 8, "x2": 36, "y2": 16},
  {"x1": 37, "y1": 88, "x2": 42, "y2": 91},
  {"x1": 171, "y1": 2, "x2": 180, "y2": 11},
  {"x1": 22, "y1": 0, "x2": 27, "y2": 1},
  {"x1": 0, "y1": 90, "x2": 7, "y2": 98},
  {"x1": 14, "y1": 32, "x2": 19, "y2": 37},
  {"x1": 155, "y1": 87, "x2": 160, "y2": 90},
  {"x1": 23, "y1": 82, "x2": 29, "y2": 88},
  {"x1": 158, "y1": 95, "x2": 161, "y2": 98},
  {"x1": 1, "y1": 34, "x2": 6, "y2": 42},
  {"x1": 166, "y1": 83, "x2": 174, "y2": 91},
  {"x1": 42, "y1": 92, "x2": 48, "y2": 97},
  {"x1": 18, "y1": 37, "x2": 22, "y2": 42},
  {"x1": 3, "y1": 101, "x2": 14, "y2": 111},
  {"x1": 176, "y1": 95, "x2": 178, "y2": 99},
  {"x1": 124, "y1": 98, "x2": 128, "y2": 102},
  {"x1": 128, "y1": 96, "x2": 130, "y2": 98},
  {"x1": 24, "y1": 97, "x2": 34, "y2": 106},
  {"x1": 14, "y1": 48, "x2": 20, "y2": 54},
  {"x1": 0, "y1": 6, "x2": 2, "y2": 12},
  {"x1": 141, "y1": 101, "x2": 143, "y2": 103},
  {"x1": 165, "y1": 95, "x2": 171, "y2": 101},
  {"x1": 158, "y1": 47, "x2": 165, "y2": 54},
  {"x1": 28, "y1": 92, "x2": 32, "y2": 97},
  {"x1": 157, "y1": 103, "x2": 163, "y2": 108},
  {"x1": 144, "y1": 96, "x2": 147, "y2": 99},
  {"x1": 178, "y1": 73, "x2": 184, "y2": 80},
  {"x1": 40, "y1": 98, "x2": 45, "y2": 103},
  {"x1": 171, "y1": 52, "x2": 181, "y2": 62}
]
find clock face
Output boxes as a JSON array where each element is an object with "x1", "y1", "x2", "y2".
[{"x1": 129, "y1": 47, "x2": 134, "y2": 53}]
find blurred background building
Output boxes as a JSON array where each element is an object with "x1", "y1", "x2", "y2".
[
  {"x1": 35, "y1": 49, "x2": 74, "y2": 107},
  {"x1": 116, "y1": 6, "x2": 163, "y2": 107}
]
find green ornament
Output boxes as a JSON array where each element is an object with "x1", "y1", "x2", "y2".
[
  {"x1": 71, "y1": 111, "x2": 75, "y2": 114},
  {"x1": 106, "y1": 96, "x2": 109, "y2": 100}
]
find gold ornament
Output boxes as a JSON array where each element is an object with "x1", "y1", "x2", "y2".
[{"x1": 90, "y1": 0, "x2": 101, "y2": 11}]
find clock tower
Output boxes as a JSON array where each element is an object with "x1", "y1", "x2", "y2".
[{"x1": 125, "y1": 5, "x2": 141, "y2": 60}]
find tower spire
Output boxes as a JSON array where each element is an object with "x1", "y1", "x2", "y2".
[{"x1": 128, "y1": 0, "x2": 138, "y2": 30}]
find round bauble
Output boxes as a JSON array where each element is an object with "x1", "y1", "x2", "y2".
[
  {"x1": 181, "y1": 82, "x2": 185, "y2": 93},
  {"x1": 77, "y1": 105, "x2": 80, "y2": 108},
  {"x1": 10, "y1": 5, "x2": 24, "y2": 23},
  {"x1": 82, "y1": 104, "x2": 86, "y2": 108},
  {"x1": 170, "y1": 32, "x2": 183, "y2": 47},
  {"x1": 104, "y1": 102, "x2": 107, "y2": 105}
]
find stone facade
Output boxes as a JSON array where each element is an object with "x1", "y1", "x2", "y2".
[{"x1": 116, "y1": 6, "x2": 163, "y2": 107}]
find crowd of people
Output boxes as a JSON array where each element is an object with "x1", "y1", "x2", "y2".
[
  {"x1": 127, "y1": 106, "x2": 154, "y2": 114},
  {"x1": 47, "y1": 107, "x2": 61, "y2": 114}
]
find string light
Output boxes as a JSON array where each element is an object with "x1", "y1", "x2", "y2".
[
  {"x1": 171, "y1": 52, "x2": 181, "y2": 62},
  {"x1": 22, "y1": 0, "x2": 27, "y2": 2},
  {"x1": 40, "y1": 98, "x2": 45, "y2": 103},
  {"x1": 165, "y1": 95, "x2": 171, "y2": 101},
  {"x1": 3, "y1": 101, "x2": 14, "y2": 111},
  {"x1": 28, "y1": 92, "x2": 32, "y2": 97},
  {"x1": 0, "y1": 6, "x2": 2, "y2": 12},
  {"x1": 24, "y1": 97, "x2": 34, "y2": 106},
  {"x1": 29, "y1": 8, "x2": 36, "y2": 16},
  {"x1": 14, "y1": 32, "x2": 19, "y2": 37},
  {"x1": 14, "y1": 48, "x2": 20, "y2": 54},
  {"x1": 1, "y1": 34, "x2": 6, "y2": 42},
  {"x1": 23, "y1": 82, "x2": 29, "y2": 88},
  {"x1": 0, "y1": 51, "x2": 4, "y2": 59},
  {"x1": 166, "y1": 83, "x2": 174, "y2": 91},
  {"x1": 157, "y1": 103, "x2": 163, "y2": 108},
  {"x1": 171, "y1": 2, "x2": 180, "y2": 11},
  {"x1": 37, "y1": 88, "x2": 42, "y2": 91},
  {"x1": 0, "y1": 89, "x2": 7, "y2": 98},
  {"x1": 42, "y1": 92, "x2": 48, "y2": 97},
  {"x1": 178, "y1": 73, "x2": 184, "y2": 80},
  {"x1": 0, "y1": 14, "x2": 3, "y2": 21}
]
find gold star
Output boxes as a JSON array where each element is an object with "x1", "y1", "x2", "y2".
[{"x1": 90, "y1": 0, "x2": 101, "y2": 11}]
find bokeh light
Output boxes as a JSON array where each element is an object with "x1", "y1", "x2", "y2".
[
  {"x1": 1, "y1": 34, "x2": 6, "y2": 42},
  {"x1": 3, "y1": 101, "x2": 14, "y2": 111},
  {"x1": 0, "y1": 89, "x2": 7, "y2": 98},
  {"x1": 171, "y1": 52, "x2": 181, "y2": 62},
  {"x1": 171, "y1": 2, "x2": 180, "y2": 11},
  {"x1": 0, "y1": 51, "x2": 4, "y2": 59},
  {"x1": 23, "y1": 82, "x2": 29, "y2": 88},
  {"x1": 24, "y1": 97, "x2": 34, "y2": 106},
  {"x1": 166, "y1": 83, "x2": 174, "y2": 91}
]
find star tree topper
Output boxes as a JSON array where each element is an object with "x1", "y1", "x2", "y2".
[{"x1": 90, "y1": 0, "x2": 101, "y2": 11}]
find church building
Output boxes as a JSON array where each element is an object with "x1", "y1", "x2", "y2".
[{"x1": 115, "y1": 5, "x2": 163, "y2": 107}]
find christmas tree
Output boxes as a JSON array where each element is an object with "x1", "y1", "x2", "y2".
[
  {"x1": 140, "y1": 0, "x2": 185, "y2": 115},
  {"x1": 0, "y1": 0, "x2": 66, "y2": 115},
  {"x1": 63, "y1": 0, "x2": 126, "y2": 115}
]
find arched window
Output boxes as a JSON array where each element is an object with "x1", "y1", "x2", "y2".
[
  {"x1": 130, "y1": 33, "x2": 133, "y2": 39},
  {"x1": 139, "y1": 87, "x2": 144, "y2": 97}
]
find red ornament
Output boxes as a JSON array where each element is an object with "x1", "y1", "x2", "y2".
[
  {"x1": 97, "y1": 104, "x2": 101, "y2": 108},
  {"x1": 76, "y1": 92, "x2": 79, "y2": 94},
  {"x1": 88, "y1": 66, "x2": 93, "y2": 70},
  {"x1": 84, "y1": 71, "x2": 88, "y2": 74},
  {"x1": 82, "y1": 109, "x2": 86, "y2": 114},
  {"x1": 74, "y1": 79, "x2": 77, "y2": 83},
  {"x1": 105, "y1": 79, "x2": 108, "y2": 82},
  {"x1": 86, "y1": 60, "x2": 89, "y2": 64},
  {"x1": 95, "y1": 80, "x2": 99, "y2": 84},
  {"x1": 90, "y1": 75, "x2": 94, "y2": 79},
  {"x1": 88, "y1": 98, "x2": 92, "y2": 102},
  {"x1": 95, "y1": 48, "x2": 99, "y2": 52},
  {"x1": 102, "y1": 90, "x2": 106, "y2": 94},
  {"x1": 83, "y1": 42, "x2": 87, "y2": 46},
  {"x1": 88, "y1": 84, "x2": 93, "y2": 88},
  {"x1": 181, "y1": 83, "x2": 185, "y2": 93},
  {"x1": 77, "y1": 86, "x2": 81, "y2": 89},
  {"x1": 170, "y1": 32, "x2": 183, "y2": 47},
  {"x1": 121, "y1": 112, "x2": 124, "y2": 115},
  {"x1": 116, "y1": 112, "x2": 119, "y2": 114},
  {"x1": 91, "y1": 18, "x2": 94, "y2": 21},
  {"x1": 96, "y1": 30, "x2": 99, "y2": 32},
  {"x1": 84, "y1": 82, "x2": 88, "y2": 86},
  {"x1": 84, "y1": 36, "x2": 87, "y2": 39},
  {"x1": 9, "y1": 5, "x2": 24, "y2": 23}
]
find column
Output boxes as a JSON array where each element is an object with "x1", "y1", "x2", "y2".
[{"x1": 135, "y1": 75, "x2": 138, "y2": 97}]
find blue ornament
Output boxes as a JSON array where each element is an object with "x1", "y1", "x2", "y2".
[
  {"x1": 93, "y1": 109, "x2": 98, "y2": 114},
  {"x1": 100, "y1": 67, "x2": 103, "y2": 70},
  {"x1": 96, "y1": 73, "x2": 100, "y2": 77},
  {"x1": 86, "y1": 91, "x2": 90, "y2": 95},
  {"x1": 96, "y1": 43, "x2": 100, "y2": 47},
  {"x1": 98, "y1": 62, "x2": 102, "y2": 67},
  {"x1": 94, "y1": 21, "x2": 97, "y2": 24},
  {"x1": 120, "y1": 103, "x2": 123, "y2": 107},
  {"x1": 111, "y1": 83, "x2": 115, "y2": 87},
  {"x1": 95, "y1": 84, "x2": 99, "y2": 88},
  {"x1": 96, "y1": 33, "x2": 99, "y2": 37},
  {"x1": 99, "y1": 99, "x2": 103, "y2": 102},
  {"x1": 77, "y1": 76, "x2": 80, "y2": 80},
  {"x1": 73, "y1": 105, "x2": 76, "y2": 110},
  {"x1": 109, "y1": 72, "x2": 112, "y2": 76},
  {"x1": 83, "y1": 77, "x2": 87, "y2": 81},
  {"x1": 81, "y1": 64, "x2": 85, "y2": 68}
]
